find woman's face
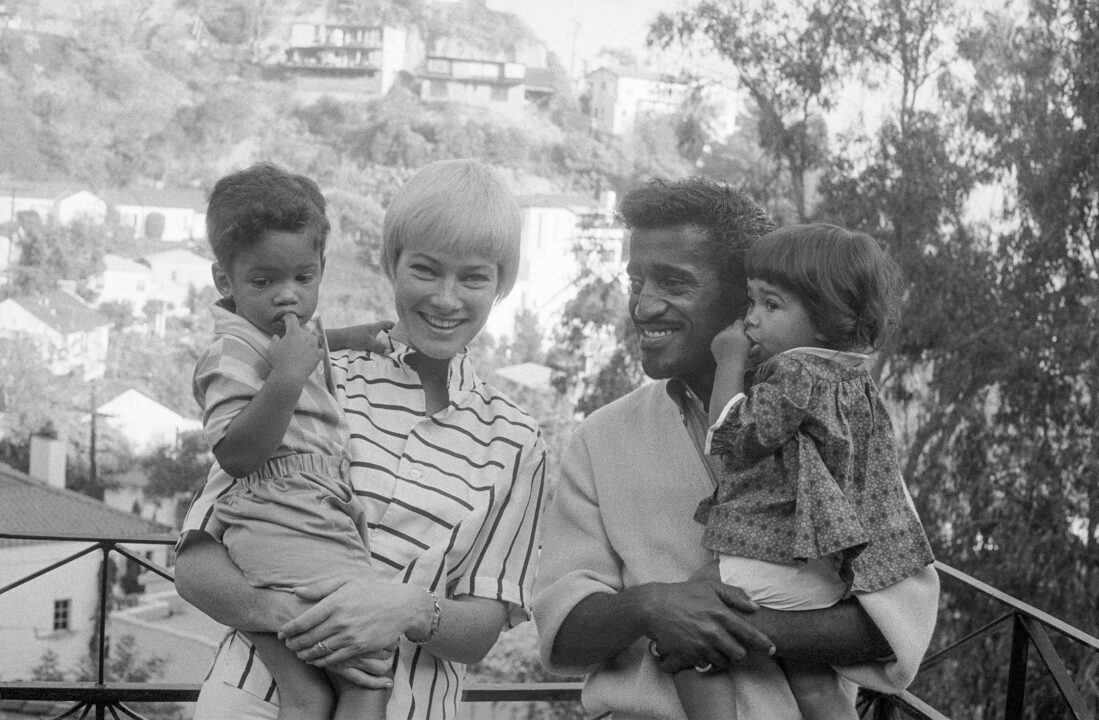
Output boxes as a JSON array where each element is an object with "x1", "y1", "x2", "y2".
[{"x1": 390, "y1": 245, "x2": 499, "y2": 360}]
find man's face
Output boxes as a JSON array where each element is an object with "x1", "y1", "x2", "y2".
[{"x1": 626, "y1": 225, "x2": 741, "y2": 393}]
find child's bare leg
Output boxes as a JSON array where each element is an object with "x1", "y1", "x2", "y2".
[
  {"x1": 673, "y1": 668, "x2": 738, "y2": 720},
  {"x1": 780, "y1": 657, "x2": 858, "y2": 720},
  {"x1": 329, "y1": 670, "x2": 389, "y2": 720},
  {"x1": 248, "y1": 632, "x2": 334, "y2": 720}
]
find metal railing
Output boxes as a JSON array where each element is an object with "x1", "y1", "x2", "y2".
[
  {"x1": 1, "y1": 532, "x2": 1097, "y2": 719},
  {"x1": 858, "y1": 561, "x2": 1099, "y2": 720}
]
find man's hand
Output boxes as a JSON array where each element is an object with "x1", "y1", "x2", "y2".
[
  {"x1": 638, "y1": 579, "x2": 774, "y2": 673},
  {"x1": 269, "y1": 314, "x2": 324, "y2": 382}
]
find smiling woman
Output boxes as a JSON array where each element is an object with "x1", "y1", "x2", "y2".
[{"x1": 174, "y1": 159, "x2": 548, "y2": 720}]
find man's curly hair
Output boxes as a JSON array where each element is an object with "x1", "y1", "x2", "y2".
[{"x1": 617, "y1": 177, "x2": 776, "y2": 289}]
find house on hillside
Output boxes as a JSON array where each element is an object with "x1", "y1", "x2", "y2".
[
  {"x1": 419, "y1": 54, "x2": 529, "y2": 107},
  {"x1": 142, "y1": 249, "x2": 214, "y2": 315},
  {"x1": 281, "y1": 20, "x2": 420, "y2": 101},
  {"x1": 486, "y1": 193, "x2": 625, "y2": 341},
  {"x1": 585, "y1": 66, "x2": 689, "y2": 136},
  {"x1": 102, "y1": 187, "x2": 207, "y2": 243},
  {"x1": 97, "y1": 389, "x2": 201, "y2": 457},
  {"x1": 0, "y1": 182, "x2": 107, "y2": 226},
  {"x1": 0, "y1": 290, "x2": 110, "y2": 380},
  {"x1": 91, "y1": 253, "x2": 153, "y2": 316},
  {"x1": 0, "y1": 447, "x2": 172, "y2": 682}
]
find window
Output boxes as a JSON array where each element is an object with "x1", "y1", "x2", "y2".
[{"x1": 53, "y1": 599, "x2": 71, "y2": 631}]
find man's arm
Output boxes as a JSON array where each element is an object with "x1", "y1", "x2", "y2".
[{"x1": 753, "y1": 599, "x2": 890, "y2": 665}]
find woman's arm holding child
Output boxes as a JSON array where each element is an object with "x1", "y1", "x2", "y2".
[{"x1": 214, "y1": 314, "x2": 321, "y2": 478}]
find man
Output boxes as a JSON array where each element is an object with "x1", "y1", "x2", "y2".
[{"x1": 534, "y1": 178, "x2": 939, "y2": 719}]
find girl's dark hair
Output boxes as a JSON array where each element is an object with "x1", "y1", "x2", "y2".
[
  {"x1": 206, "y1": 162, "x2": 330, "y2": 269},
  {"x1": 746, "y1": 224, "x2": 902, "y2": 351}
]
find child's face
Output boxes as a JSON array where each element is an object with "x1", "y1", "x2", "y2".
[
  {"x1": 742, "y1": 278, "x2": 823, "y2": 364},
  {"x1": 212, "y1": 230, "x2": 324, "y2": 337},
  {"x1": 390, "y1": 244, "x2": 499, "y2": 360}
]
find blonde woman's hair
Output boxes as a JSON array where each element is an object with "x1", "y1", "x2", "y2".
[{"x1": 382, "y1": 159, "x2": 521, "y2": 300}]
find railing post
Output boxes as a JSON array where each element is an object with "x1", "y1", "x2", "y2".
[
  {"x1": 1004, "y1": 613, "x2": 1029, "y2": 720},
  {"x1": 97, "y1": 542, "x2": 110, "y2": 686}
]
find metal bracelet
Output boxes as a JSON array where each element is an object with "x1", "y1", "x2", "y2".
[{"x1": 406, "y1": 590, "x2": 442, "y2": 645}]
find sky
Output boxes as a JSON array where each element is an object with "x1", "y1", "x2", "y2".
[{"x1": 487, "y1": 0, "x2": 681, "y2": 77}]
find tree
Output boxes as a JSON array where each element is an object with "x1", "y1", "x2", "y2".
[
  {"x1": 140, "y1": 430, "x2": 211, "y2": 500},
  {"x1": 649, "y1": 0, "x2": 868, "y2": 220}
]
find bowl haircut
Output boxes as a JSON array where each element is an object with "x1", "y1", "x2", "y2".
[
  {"x1": 382, "y1": 159, "x2": 521, "y2": 302},
  {"x1": 746, "y1": 223, "x2": 902, "y2": 352}
]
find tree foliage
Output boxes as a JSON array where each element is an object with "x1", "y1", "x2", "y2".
[{"x1": 650, "y1": 0, "x2": 867, "y2": 220}]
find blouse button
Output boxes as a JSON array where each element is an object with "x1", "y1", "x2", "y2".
[{"x1": 409, "y1": 469, "x2": 422, "y2": 479}]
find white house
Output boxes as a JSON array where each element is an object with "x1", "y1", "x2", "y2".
[
  {"x1": 0, "y1": 454, "x2": 172, "y2": 682},
  {"x1": 97, "y1": 389, "x2": 201, "y2": 456},
  {"x1": 487, "y1": 193, "x2": 625, "y2": 342},
  {"x1": 0, "y1": 182, "x2": 108, "y2": 226},
  {"x1": 586, "y1": 66, "x2": 689, "y2": 136},
  {"x1": 102, "y1": 187, "x2": 207, "y2": 244},
  {"x1": 91, "y1": 253, "x2": 154, "y2": 315},
  {"x1": 0, "y1": 290, "x2": 111, "y2": 380},
  {"x1": 142, "y1": 248, "x2": 215, "y2": 315}
]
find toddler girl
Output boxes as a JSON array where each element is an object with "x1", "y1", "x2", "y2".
[{"x1": 675, "y1": 223, "x2": 935, "y2": 720}]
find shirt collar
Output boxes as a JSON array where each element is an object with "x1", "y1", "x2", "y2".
[
  {"x1": 380, "y1": 332, "x2": 480, "y2": 396},
  {"x1": 785, "y1": 346, "x2": 870, "y2": 368}
]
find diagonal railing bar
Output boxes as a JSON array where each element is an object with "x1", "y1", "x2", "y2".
[
  {"x1": 1021, "y1": 616, "x2": 1096, "y2": 720},
  {"x1": 110, "y1": 544, "x2": 174, "y2": 583},
  {"x1": 935, "y1": 563, "x2": 1099, "y2": 651},
  {"x1": 918, "y1": 613, "x2": 1013, "y2": 671},
  {"x1": 0, "y1": 542, "x2": 101, "y2": 595}
]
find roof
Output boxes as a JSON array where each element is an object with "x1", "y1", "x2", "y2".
[
  {"x1": 142, "y1": 248, "x2": 212, "y2": 267},
  {"x1": 518, "y1": 193, "x2": 599, "y2": 211},
  {"x1": 8, "y1": 290, "x2": 111, "y2": 333},
  {"x1": 100, "y1": 187, "x2": 207, "y2": 213},
  {"x1": 588, "y1": 65, "x2": 685, "y2": 84},
  {"x1": 4, "y1": 180, "x2": 91, "y2": 203},
  {"x1": 0, "y1": 463, "x2": 172, "y2": 548}
]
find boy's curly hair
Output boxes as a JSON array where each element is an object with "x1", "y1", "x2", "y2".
[{"x1": 206, "y1": 162, "x2": 330, "y2": 269}]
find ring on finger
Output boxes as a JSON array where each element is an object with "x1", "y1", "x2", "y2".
[
  {"x1": 648, "y1": 639, "x2": 666, "y2": 661},
  {"x1": 694, "y1": 663, "x2": 714, "y2": 673},
  {"x1": 315, "y1": 640, "x2": 331, "y2": 655}
]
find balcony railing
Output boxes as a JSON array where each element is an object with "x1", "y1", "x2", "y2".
[{"x1": 0, "y1": 532, "x2": 1096, "y2": 719}]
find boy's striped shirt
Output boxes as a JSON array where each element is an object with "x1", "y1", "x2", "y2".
[{"x1": 181, "y1": 336, "x2": 548, "y2": 719}]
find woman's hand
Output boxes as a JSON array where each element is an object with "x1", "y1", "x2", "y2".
[
  {"x1": 327, "y1": 648, "x2": 397, "y2": 689},
  {"x1": 277, "y1": 577, "x2": 425, "y2": 668}
]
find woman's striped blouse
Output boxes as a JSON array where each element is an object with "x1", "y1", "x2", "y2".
[{"x1": 180, "y1": 337, "x2": 549, "y2": 719}]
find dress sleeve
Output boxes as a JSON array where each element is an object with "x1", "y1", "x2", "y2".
[
  {"x1": 834, "y1": 564, "x2": 941, "y2": 692},
  {"x1": 451, "y1": 427, "x2": 549, "y2": 630},
  {"x1": 710, "y1": 354, "x2": 815, "y2": 468},
  {"x1": 533, "y1": 427, "x2": 620, "y2": 677},
  {"x1": 193, "y1": 334, "x2": 267, "y2": 451}
]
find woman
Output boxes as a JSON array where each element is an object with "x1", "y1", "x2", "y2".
[{"x1": 175, "y1": 159, "x2": 548, "y2": 719}]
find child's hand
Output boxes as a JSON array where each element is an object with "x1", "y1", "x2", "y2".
[
  {"x1": 711, "y1": 320, "x2": 750, "y2": 366},
  {"x1": 268, "y1": 314, "x2": 324, "y2": 381},
  {"x1": 327, "y1": 320, "x2": 395, "y2": 354}
]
